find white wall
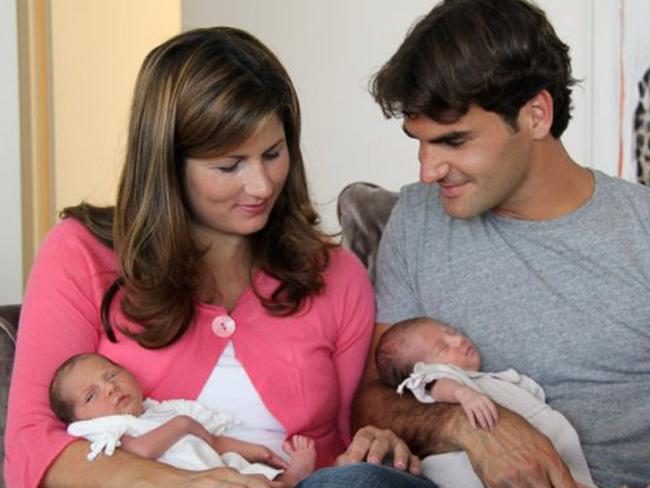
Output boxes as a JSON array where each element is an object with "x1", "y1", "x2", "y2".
[
  {"x1": 0, "y1": 0, "x2": 23, "y2": 304},
  {"x1": 182, "y1": 0, "x2": 612, "y2": 233}
]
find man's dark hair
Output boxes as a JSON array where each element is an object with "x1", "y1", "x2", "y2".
[{"x1": 371, "y1": 0, "x2": 577, "y2": 138}]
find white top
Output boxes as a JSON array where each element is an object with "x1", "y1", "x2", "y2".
[{"x1": 197, "y1": 342, "x2": 288, "y2": 459}]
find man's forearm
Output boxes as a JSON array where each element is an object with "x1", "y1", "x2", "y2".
[
  {"x1": 352, "y1": 379, "x2": 466, "y2": 457},
  {"x1": 352, "y1": 380, "x2": 575, "y2": 487}
]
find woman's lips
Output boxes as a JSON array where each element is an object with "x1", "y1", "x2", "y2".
[{"x1": 238, "y1": 201, "x2": 268, "y2": 215}]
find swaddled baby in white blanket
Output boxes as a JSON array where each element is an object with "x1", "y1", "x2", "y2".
[
  {"x1": 49, "y1": 353, "x2": 315, "y2": 487},
  {"x1": 375, "y1": 317, "x2": 596, "y2": 488}
]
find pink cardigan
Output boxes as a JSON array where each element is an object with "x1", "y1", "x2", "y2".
[{"x1": 5, "y1": 219, "x2": 374, "y2": 488}]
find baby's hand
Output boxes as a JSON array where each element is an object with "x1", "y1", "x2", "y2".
[
  {"x1": 455, "y1": 388, "x2": 498, "y2": 430},
  {"x1": 214, "y1": 436, "x2": 289, "y2": 470}
]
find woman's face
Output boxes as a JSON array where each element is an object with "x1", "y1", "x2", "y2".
[{"x1": 184, "y1": 114, "x2": 290, "y2": 243}]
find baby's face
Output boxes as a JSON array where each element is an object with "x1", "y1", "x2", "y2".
[
  {"x1": 60, "y1": 355, "x2": 144, "y2": 421},
  {"x1": 417, "y1": 322, "x2": 481, "y2": 371}
]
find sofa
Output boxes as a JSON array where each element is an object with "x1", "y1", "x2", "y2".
[
  {"x1": 0, "y1": 305, "x2": 19, "y2": 488},
  {"x1": 0, "y1": 182, "x2": 398, "y2": 488}
]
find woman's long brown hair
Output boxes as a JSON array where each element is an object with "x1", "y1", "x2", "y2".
[{"x1": 62, "y1": 27, "x2": 333, "y2": 348}]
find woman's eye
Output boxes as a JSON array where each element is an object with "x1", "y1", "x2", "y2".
[
  {"x1": 263, "y1": 150, "x2": 280, "y2": 161},
  {"x1": 217, "y1": 160, "x2": 241, "y2": 173}
]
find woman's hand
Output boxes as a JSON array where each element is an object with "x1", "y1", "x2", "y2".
[
  {"x1": 335, "y1": 425, "x2": 421, "y2": 475},
  {"x1": 178, "y1": 467, "x2": 284, "y2": 487}
]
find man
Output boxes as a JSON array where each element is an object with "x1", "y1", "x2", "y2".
[{"x1": 341, "y1": 0, "x2": 650, "y2": 487}]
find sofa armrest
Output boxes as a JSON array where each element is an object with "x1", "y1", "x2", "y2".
[
  {"x1": 337, "y1": 182, "x2": 398, "y2": 283},
  {"x1": 0, "y1": 304, "x2": 20, "y2": 488}
]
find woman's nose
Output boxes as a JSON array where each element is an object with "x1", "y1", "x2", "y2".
[{"x1": 244, "y1": 163, "x2": 273, "y2": 198}]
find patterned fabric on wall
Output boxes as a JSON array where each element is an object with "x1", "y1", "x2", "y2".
[{"x1": 635, "y1": 68, "x2": 650, "y2": 185}]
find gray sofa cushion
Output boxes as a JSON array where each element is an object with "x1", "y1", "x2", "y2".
[
  {"x1": 0, "y1": 305, "x2": 19, "y2": 488},
  {"x1": 337, "y1": 182, "x2": 398, "y2": 283}
]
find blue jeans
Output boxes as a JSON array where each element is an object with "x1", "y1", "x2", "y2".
[{"x1": 296, "y1": 463, "x2": 438, "y2": 488}]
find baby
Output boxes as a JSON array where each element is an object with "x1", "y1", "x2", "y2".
[
  {"x1": 376, "y1": 316, "x2": 596, "y2": 488},
  {"x1": 49, "y1": 353, "x2": 315, "y2": 487}
]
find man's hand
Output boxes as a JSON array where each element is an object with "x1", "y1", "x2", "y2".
[
  {"x1": 459, "y1": 408, "x2": 577, "y2": 488},
  {"x1": 335, "y1": 425, "x2": 421, "y2": 475}
]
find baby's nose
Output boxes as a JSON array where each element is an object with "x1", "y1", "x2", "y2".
[{"x1": 104, "y1": 381, "x2": 118, "y2": 396}]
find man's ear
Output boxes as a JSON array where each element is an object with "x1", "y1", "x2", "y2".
[{"x1": 526, "y1": 89, "x2": 554, "y2": 139}]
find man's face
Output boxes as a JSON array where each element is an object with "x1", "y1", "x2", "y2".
[{"x1": 403, "y1": 105, "x2": 535, "y2": 220}]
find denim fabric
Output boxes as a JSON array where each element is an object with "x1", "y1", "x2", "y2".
[{"x1": 297, "y1": 463, "x2": 438, "y2": 488}]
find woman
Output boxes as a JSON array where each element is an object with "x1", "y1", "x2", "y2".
[{"x1": 5, "y1": 27, "x2": 422, "y2": 487}]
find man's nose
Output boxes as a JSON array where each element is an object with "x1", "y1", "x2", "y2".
[{"x1": 418, "y1": 145, "x2": 449, "y2": 184}]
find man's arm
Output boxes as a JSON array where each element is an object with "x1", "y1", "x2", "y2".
[{"x1": 346, "y1": 323, "x2": 578, "y2": 488}]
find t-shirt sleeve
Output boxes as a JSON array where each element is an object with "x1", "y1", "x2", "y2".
[
  {"x1": 329, "y1": 250, "x2": 375, "y2": 444},
  {"x1": 4, "y1": 219, "x2": 115, "y2": 488},
  {"x1": 375, "y1": 192, "x2": 422, "y2": 325}
]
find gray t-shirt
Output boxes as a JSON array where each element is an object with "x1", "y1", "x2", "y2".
[{"x1": 376, "y1": 170, "x2": 650, "y2": 488}]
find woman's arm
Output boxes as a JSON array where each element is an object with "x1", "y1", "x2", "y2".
[
  {"x1": 43, "y1": 440, "x2": 279, "y2": 488},
  {"x1": 330, "y1": 251, "x2": 376, "y2": 445},
  {"x1": 6, "y1": 221, "x2": 113, "y2": 488}
]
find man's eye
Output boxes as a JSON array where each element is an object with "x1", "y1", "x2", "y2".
[{"x1": 445, "y1": 139, "x2": 464, "y2": 148}]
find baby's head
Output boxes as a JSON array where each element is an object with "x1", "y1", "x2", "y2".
[
  {"x1": 375, "y1": 317, "x2": 482, "y2": 387},
  {"x1": 49, "y1": 353, "x2": 144, "y2": 424}
]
